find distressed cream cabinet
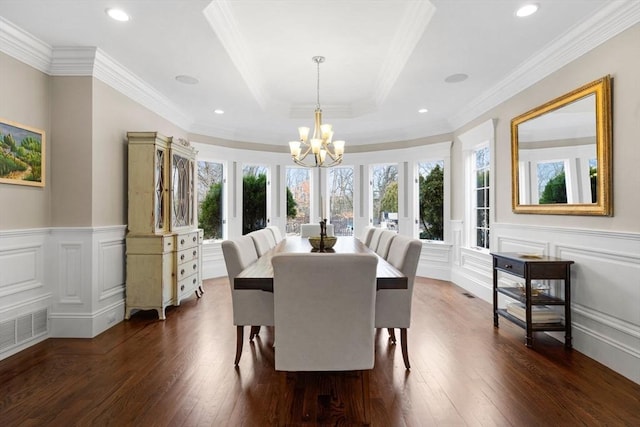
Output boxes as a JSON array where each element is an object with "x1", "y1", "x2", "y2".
[{"x1": 125, "y1": 132, "x2": 203, "y2": 320}]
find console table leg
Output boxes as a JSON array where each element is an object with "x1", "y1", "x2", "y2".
[
  {"x1": 564, "y1": 335, "x2": 572, "y2": 349},
  {"x1": 525, "y1": 333, "x2": 533, "y2": 348}
]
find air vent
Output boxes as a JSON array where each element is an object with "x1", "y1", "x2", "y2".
[
  {"x1": 17, "y1": 314, "x2": 32, "y2": 342},
  {"x1": 0, "y1": 309, "x2": 48, "y2": 353},
  {"x1": 34, "y1": 309, "x2": 47, "y2": 335},
  {"x1": 0, "y1": 320, "x2": 16, "y2": 351}
]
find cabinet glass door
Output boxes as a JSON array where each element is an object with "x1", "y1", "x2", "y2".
[
  {"x1": 172, "y1": 153, "x2": 194, "y2": 228},
  {"x1": 154, "y1": 147, "x2": 167, "y2": 231}
]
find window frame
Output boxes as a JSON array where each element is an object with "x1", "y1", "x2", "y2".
[
  {"x1": 416, "y1": 159, "x2": 446, "y2": 242},
  {"x1": 460, "y1": 119, "x2": 495, "y2": 252},
  {"x1": 196, "y1": 159, "x2": 227, "y2": 242},
  {"x1": 368, "y1": 162, "x2": 399, "y2": 230}
]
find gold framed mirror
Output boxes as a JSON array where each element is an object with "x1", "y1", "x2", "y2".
[{"x1": 511, "y1": 75, "x2": 612, "y2": 215}]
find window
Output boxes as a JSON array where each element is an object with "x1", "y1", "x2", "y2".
[
  {"x1": 242, "y1": 164, "x2": 268, "y2": 235},
  {"x1": 537, "y1": 161, "x2": 566, "y2": 204},
  {"x1": 329, "y1": 167, "x2": 354, "y2": 236},
  {"x1": 370, "y1": 164, "x2": 398, "y2": 230},
  {"x1": 418, "y1": 160, "x2": 444, "y2": 241},
  {"x1": 286, "y1": 167, "x2": 310, "y2": 235},
  {"x1": 197, "y1": 161, "x2": 223, "y2": 240},
  {"x1": 474, "y1": 146, "x2": 490, "y2": 249}
]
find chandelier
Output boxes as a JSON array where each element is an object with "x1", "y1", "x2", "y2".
[{"x1": 288, "y1": 56, "x2": 345, "y2": 168}]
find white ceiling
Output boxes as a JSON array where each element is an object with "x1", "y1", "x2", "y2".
[{"x1": 0, "y1": 0, "x2": 637, "y2": 147}]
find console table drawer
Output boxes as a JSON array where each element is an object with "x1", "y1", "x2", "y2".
[{"x1": 493, "y1": 256, "x2": 525, "y2": 277}]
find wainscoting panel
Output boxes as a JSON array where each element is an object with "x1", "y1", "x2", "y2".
[
  {"x1": 450, "y1": 247, "x2": 493, "y2": 301},
  {"x1": 48, "y1": 226, "x2": 126, "y2": 339},
  {"x1": 460, "y1": 222, "x2": 640, "y2": 384},
  {"x1": 59, "y1": 243, "x2": 83, "y2": 304},
  {"x1": 202, "y1": 241, "x2": 226, "y2": 280},
  {"x1": 0, "y1": 229, "x2": 51, "y2": 360},
  {"x1": 416, "y1": 242, "x2": 452, "y2": 281},
  {"x1": 98, "y1": 238, "x2": 126, "y2": 301}
]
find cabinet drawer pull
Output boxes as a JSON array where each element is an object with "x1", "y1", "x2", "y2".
[
  {"x1": 193, "y1": 264, "x2": 197, "y2": 270},
  {"x1": 180, "y1": 239, "x2": 185, "y2": 245},
  {"x1": 193, "y1": 250, "x2": 197, "y2": 256},
  {"x1": 504, "y1": 264, "x2": 512, "y2": 269},
  {"x1": 180, "y1": 254, "x2": 185, "y2": 261},
  {"x1": 181, "y1": 269, "x2": 185, "y2": 276},
  {"x1": 192, "y1": 278, "x2": 197, "y2": 284},
  {"x1": 193, "y1": 236, "x2": 197, "y2": 242},
  {"x1": 181, "y1": 284, "x2": 185, "y2": 291}
]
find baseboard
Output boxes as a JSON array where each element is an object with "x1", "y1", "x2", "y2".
[{"x1": 50, "y1": 299, "x2": 125, "y2": 338}]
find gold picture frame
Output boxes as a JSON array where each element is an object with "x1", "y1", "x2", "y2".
[
  {"x1": 511, "y1": 76, "x2": 612, "y2": 215},
  {"x1": 0, "y1": 118, "x2": 46, "y2": 187}
]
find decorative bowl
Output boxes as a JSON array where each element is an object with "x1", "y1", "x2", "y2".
[{"x1": 308, "y1": 236, "x2": 337, "y2": 250}]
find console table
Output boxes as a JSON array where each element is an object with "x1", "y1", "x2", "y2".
[{"x1": 492, "y1": 252, "x2": 574, "y2": 348}]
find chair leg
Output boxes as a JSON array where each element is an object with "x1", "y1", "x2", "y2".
[
  {"x1": 361, "y1": 370, "x2": 372, "y2": 425},
  {"x1": 249, "y1": 325, "x2": 261, "y2": 341},
  {"x1": 387, "y1": 327, "x2": 397, "y2": 344},
  {"x1": 234, "y1": 326, "x2": 244, "y2": 366},
  {"x1": 400, "y1": 328, "x2": 410, "y2": 370}
]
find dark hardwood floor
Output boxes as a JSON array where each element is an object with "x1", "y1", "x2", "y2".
[{"x1": 1, "y1": 277, "x2": 639, "y2": 426}]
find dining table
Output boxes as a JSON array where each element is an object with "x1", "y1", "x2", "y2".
[{"x1": 234, "y1": 236, "x2": 407, "y2": 291}]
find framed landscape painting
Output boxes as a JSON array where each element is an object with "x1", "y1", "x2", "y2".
[{"x1": 0, "y1": 118, "x2": 45, "y2": 187}]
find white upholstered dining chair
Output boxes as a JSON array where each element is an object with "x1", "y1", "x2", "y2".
[
  {"x1": 367, "y1": 227, "x2": 384, "y2": 250},
  {"x1": 249, "y1": 229, "x2": 275, "y2": 256},
  {"x1": 375, "y1": 235, "x2": 422, "y2": 370},
  {"x1": 375, "y1": 230, "x2": 396, "y2": 259},
  {"x1": 221, "y1": 236, "x2": 274, "y2": 365},
  {"x1": 361, "y1": 226, "x2": 376, "y2": 247},
  {"x1": 266, "y1": 225, "x2": 283, "y2": 243},
  {"x1": 272, "y1": 253, "x2": 378, "y2": 425}
]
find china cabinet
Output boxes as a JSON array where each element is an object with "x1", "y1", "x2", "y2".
[{"x1": 125, "y1": 132, "x2": 203, "y2": 320}]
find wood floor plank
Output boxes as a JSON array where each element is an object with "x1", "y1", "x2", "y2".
[{"x1": 1, "y1": 276, "x2": 639, "y2": 426}]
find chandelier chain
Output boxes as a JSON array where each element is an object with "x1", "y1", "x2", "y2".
[
  {"x1": 315, "y1": 56, "x2": 322, "y2": 110},
  {"x1": 288, "y1": 55, "x2": 344, "y2": 168}
]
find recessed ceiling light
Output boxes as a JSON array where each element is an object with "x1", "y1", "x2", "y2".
[
  {"x1": 418, "y1": 108, "x2": 429, "y2": 114},
  {"x1": 106, "y1": 8, "x2": 130, "y2": 22},
  {"x1": 444, "y1": 73, "x2": 468, "y2": 83},
  {"x1": 516, "y1": 4, "x2": 538, "y2": 18},
  {"x1": 175, "y1": 75, "x2": 199, "y2": 85},
  {"x1": 214, "y1": 109, "x2": 225, "y2": 115}
]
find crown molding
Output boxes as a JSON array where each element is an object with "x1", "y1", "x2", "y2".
[
  {"x1": 50, "y1": 47, "x2": 96, "y2": 75},
  {"x1": 289, "y1": 104, "x2": 355, "y2": 119},
  {"x1": 0, "y1": 16, "x2": 52, "y2": 73},
  {"x1": 373, "y1": 0, "x2": 436, "y2": 107},
  {"x1": 0, "y1": 16, "x2": 192, "y2": 131},
  {"x1": 92, "y1": 48, "x2": 193, "y2": 129},
  {"x1": 202, "y1": 0, "x2": 267, "y2": 110},
  {"x1": 449, "y1": 0, "x2": 640, "y2": 130}
]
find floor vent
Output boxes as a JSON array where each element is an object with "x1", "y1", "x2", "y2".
[
  {"x1": 0, "y1": 320, "x2": 16, "y2": 351},
  {"x1": 0, "y1": 309, "x2": 48, "y2": 353},
  {"x1": 462, "y1": 292, "x2": 476, "y2": 298}
]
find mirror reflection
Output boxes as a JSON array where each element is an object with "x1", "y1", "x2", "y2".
[
  {"x1": 517, "y1": 95, "x2": 596, "y2": 205},
  {"x1": 511, "y1": 76, "x2": 612, "y2": 215}
]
